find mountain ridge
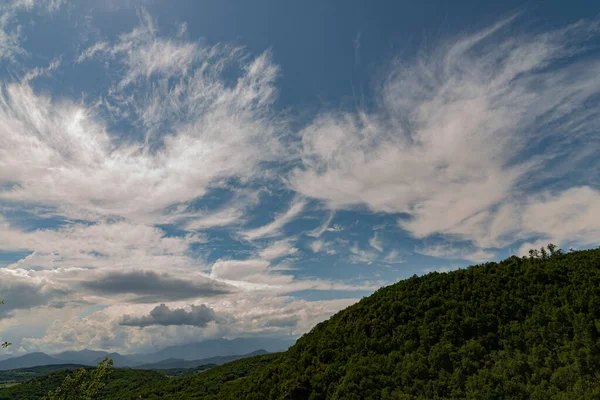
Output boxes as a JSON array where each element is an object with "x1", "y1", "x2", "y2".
[
  {"x1": 135, "y1": 349, "x2": 269, "y2": 370},
  {"x1": 0, "y1": 337, "x2": 294, "y2": 370}
]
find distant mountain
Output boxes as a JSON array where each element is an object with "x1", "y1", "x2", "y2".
[
  {"x1": 0, "y1": 352, "x2": 64, "y2": 370},
  {"x1": 52, "y1": 349, "x2": 111, "y2": 365},
  {"x1": 0, "y1": 337, "x2": 295, "y2": 370},
  {"x1": 136, "y1": 349, "x2": 269, "y2": 370},
  {"x1": 92, "y1": 352, "x2": 134, "y2": 368},
  {"x1": 127, "y1": 337, "x2": 296, "y2": 365}
]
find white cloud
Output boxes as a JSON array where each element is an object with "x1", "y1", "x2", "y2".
[
  {"x1": 0, "y1": 219, "x2": 204, "y2": 272},
  {"x1": 184, "y1": 206, "x2": 246, "y2": 231},
  {"x1": 290, "y1": 17, "x2": 600, "y2": 253},
  {"x1": 0, "y1": 36, "x2": 283, "y2": 223},
  {"x1": 20, "y1": 311, "x2": 129, "y2": 354},
  {"x1": 514, "y1": 187, "x2": 600, "y2": 255},
  {"x1": 210, "y1": 259, "x2": 272, "y2": 283},
  {"x1": 94, "y1": 12, "x2": 198, "y2": 88}
]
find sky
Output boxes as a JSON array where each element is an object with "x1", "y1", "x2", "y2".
[{"x1": 0, "y1": 0, "x2": 599, "y2": 355}]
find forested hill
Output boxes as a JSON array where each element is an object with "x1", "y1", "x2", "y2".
[
  {"x1": 172, "y1": 247, "x2": 600, "y2": 399},
  {"x1": 3, "y1": 247, "x2": 600, "y2": 399},
  {"x1": 205, "y1": 246, "x2": 600, "y2": 399}
]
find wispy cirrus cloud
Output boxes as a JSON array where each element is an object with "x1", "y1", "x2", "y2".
[
  {"x1": 240, "y1": 198, "x2": 306, "y2": 241},
  {"x1": 369, "y1": 232, "x2": 383, "y2": 252},
  {"x1": 1, "y1": 13, "x2": 285, "y2": 223},
  {"x1": 415, "y1": 243, "x2": 495, "y2": 263},
  {"x1": 258, "y1": 240, "x2": 298, "y2": 260},
  {"x1": 1, "y1": 6, "x2": 599, "y2": 356},
  {"x1": 0, "y1": 0, "x2": 67, "y2": 60},
  {"x1": 291, "y1": 16, "x2": 600, "y2": 253}
]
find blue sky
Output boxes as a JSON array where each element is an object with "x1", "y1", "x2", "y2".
[{"x1": 0, "y1": 0, "x2": 599, "y2": 354}]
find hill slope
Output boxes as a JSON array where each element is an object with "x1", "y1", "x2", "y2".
[
  {"x1": 0, "y1": 368, "x2": 167, "y2": 400},
  {"x1": 3, "y1": 247, "x2": 600, "y2": 399},
  {"x1": 139, "y1": 247, "x2": 600, "y2": 399}
]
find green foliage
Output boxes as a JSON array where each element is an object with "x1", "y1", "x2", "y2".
[
  {"x1": 43, "y1": 357, "x2": 113, "y2": 400},
  {"x1": 214, "y1": 246, "x2": 600, "y2": 399}
]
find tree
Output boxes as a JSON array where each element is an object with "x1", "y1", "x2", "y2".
[{"x1": 44, "y1": 357, "x2": 113, "y2": 400}]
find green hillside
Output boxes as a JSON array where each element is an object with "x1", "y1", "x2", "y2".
[
  {"x1": 0, "y1": 368, "x2": 167, "y2": 400},
  {"x1": 3, "y1": 247, "x2": 600, "y2": 399}
]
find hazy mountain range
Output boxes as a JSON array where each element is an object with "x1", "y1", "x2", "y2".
[{"x1": 0, "y1": 337, "x2": 295, "y2": 370}]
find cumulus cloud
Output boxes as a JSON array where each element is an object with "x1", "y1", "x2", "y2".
[
  {"x1": 120, "y1": 303, "x2": 218, "y2": 327},
  {"x1": 0, "y1": 269, "x2": 70, "y2": 318},
  {"x1": 81, "y1": 270, "x2": 231, "y2": 303},
  {"x1": 20, "y1": 311, "x2": 129, "y2": 354},
  {"x1": 291, "y1": 17, "x2": 600, "y2": 253}
]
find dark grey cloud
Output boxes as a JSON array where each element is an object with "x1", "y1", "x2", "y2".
[
  {"x1": 0, "y1": 281, "x2": 70, "y2": 318},
  {"x1": 81, "y1": 270, "x2": 231, "y2": 303},
  {"x1": 120, "y1": 303, "x2": 217, "y2": 327},
  {"x1": 265, "y1": 315, "x2": 299, "y2": 328}
]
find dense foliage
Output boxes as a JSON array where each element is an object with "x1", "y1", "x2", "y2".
[
  {"x1": 0, "y1": 367, "x2": 166, "y2": 400},
  {"x1": 44, "y1": 357, "x2": 113, "y2": 400},
  {"x1": 219, "y1": 247, "x2": 600, "y2": 400},
  {"x1": 3, "y1": 247, "x2": 600, "y2": 399}
]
